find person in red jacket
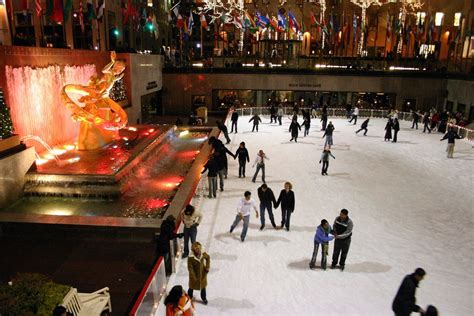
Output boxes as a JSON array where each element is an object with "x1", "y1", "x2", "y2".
[{"x1": 165, "y1": 285, "x2": 195, "y2": 316}]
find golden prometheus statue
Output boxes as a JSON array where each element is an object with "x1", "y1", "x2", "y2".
[{"x1": 61, "y1": 51, "x2": 128, "y2": 150}]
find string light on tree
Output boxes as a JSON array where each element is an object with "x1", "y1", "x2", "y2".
[
  {"x1": 0, "y1": 88, "x2": 14, "y2": 139},
  {"x1": 350, "y1": 0, "x2": 383, "y2": 55},
  {"x1": 314, "y1": 0, "x2": 327, "y2": 49},
  {"x1": 397, "y1": 0, "x2": 423, "y2": 54}
]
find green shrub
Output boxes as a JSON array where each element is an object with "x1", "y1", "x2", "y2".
[{"x1": 0, "y1": 273, "x2": 70, "y2": 316}]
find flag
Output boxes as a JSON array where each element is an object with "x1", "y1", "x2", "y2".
[
  {"x1": 87, "y1": 0, "x2": 96, "y2": 20},
  {"x1": 255, "y1": 11, "x2": 269, "y2": 29},
  {"x1": 270, "y1": 16, "x2": 282, "y2": 32},
  {"x1": 97, "y1": 0, "x2": 105, "y2": 22},
  {"x1": 200, "y1": 14, "x2": 207, "y2": 29},
  {"x1": 386, "y1": 15, "x2": 392, "y2": 38},
  {"x1": 288, "y1": 11, "x2": 299, "y2": 33},
  {"x1": 63, "y1": 0, "x2": 73, "y2": 23},
  {"x1": 177, "y1": 14, "x2": 184, "y2": 28},
  {"x1": 244, "y1": 11, "x2": 256, "y2": 29},
  {"x1": 35, "y1": 0, "x2": 42, "y2": 16},
  {"x1": 232, "y1": 13, "x2": 243, "y2": 29},
  {"x1": 353, "y1": 14, "x2": 358, "y2": 36},
  {"x1": 310, "y1": 12, "x2": 317, "y2": 26},
  {"x1": 122, "y1": 0, "x2": 137, "y2": 25},
  {"x1": 171, "y1": 2, "x2": 180, "y2": 17},
  {"x1": 50, "y1": 0, "x2": 64, "y2": 23},
  {"x1": 5, "y1": 0, "x2": 13, "y2": 21},
  {"x1": 79, "y1": 0, "x2": 84, "y2": 32},
  {"x1": 187, "y1": 11, "x2": 194, "y2": 35},
  {"x1": 21, "y1": 0, "x2": 29, "y2": 11},
  {"x1": 278, "y1": 12, "x2": 287, "y2": 31}
]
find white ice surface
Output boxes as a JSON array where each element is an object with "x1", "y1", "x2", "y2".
[{"x1": 167, "y1": 116, "x2": 474, "y2": 316}]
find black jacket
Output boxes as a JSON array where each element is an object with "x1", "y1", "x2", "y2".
[
  {"x1": 249, "y1": 115, "x2": 262, "y2": 124},
  {"x1": 324, "y1": 124, "x2": 334, "y2": 136},
  {"x1": 231, "y1": 112, "x2": 239, "y2": 122},
  {"x1": 214, "y1": 144, "x2": 235, "y2": 169},
  {"x1": 412, "y1": 112, "x2": 419, "y2": 122},
  {"x1": 156, "y1": 218, "x2": 183, "y2": 256},
  {"x1": 202, "y1": 157, "x2": 219, "y2": 177},
  {"x1": 276, "y1": 190, "x2": 295, "y2": 211},
  {"x1": 392, "y1": 120, "x2": 400, "y2": 131},
  {"x1": 289, "y1": 121, "x2": 301, "y2": 134},
  {"x1": 361, "y1": 119, "x2": 369, "y2": 129},
  {"x1": 441, "y1": 130, "x2": 461, "y2": 144},
  {"x1": 235, "y1": 147, "x2": 250, "y2": 162},
  {"x1": 258, "y1": 187, "x2": 277, "y2": 205},
  {"x1": 392, "y1": 274, "x2": 421, "y2": 316},
  {"x1": 217, "y1": 122, "x2": 228, "y2": 133}
]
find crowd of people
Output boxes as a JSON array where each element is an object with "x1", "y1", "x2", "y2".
[{"x1": 162, "y1": 104, "x2": 465, "y2": 315}]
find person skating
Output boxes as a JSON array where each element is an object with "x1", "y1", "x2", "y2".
[
  {"x1": 422, "y1": 112, "x2": 431, "y2": 133},
  {"x1": 230, "y1": 110, "x2": 239, "y2": 133},
  {"x1": 392, "y1": 268, "x2": 426, "y2": 316},
  {"x1": 201, "y1": 154, "x2": 219, "y2": 198},
  {"x1": 348, "y1": 106, "x2": 359, "y2": 125},
  {"x1": 392, "y1": 118, "x2": 400, "y2": 142},
  {"x1": 230, "y1": 191, "x2": 259, "y2": 242},
  {"x1": 181, "y1": 204, "x2": 203, "y2": 258},
  {"x1": 216, "y1": 120, "x2": 231, "y2": 144},
  {"x1": 277, "y1": 106, "x2": 284, "y2": 125},
  {"x1": 275, "y1": 182, "x2": 295, "y2": 231},
  {"x1": 269, "y1": 103, "x2": 277, "y2": 123},
  {"x1": 440, "y1": 127, "x2": 462, "y2": 158},
  {"x1": 187, "y1": 242, "x2": 210, "y2": 305},
  {"x1": 234, "y1": 142, "x2": 250, "y2": 178},
  {"x1": 252, "y1": 149, "x2": 269, "y2": 183},
  {"x1": 345, "y1": 103, "x2": 352, "y2": 119},
  {"x1": 355, "y1": 118, "x2": 370, "y2": 136},
  {"x1": 331, "y1": 209, "x2": 353, "y2": 271},
  {"x1": 322, "y1": 121, "x2": 335, "y2": 148},
  {"x1": 156, "y1": 215, "x2": 184, "y2": 275},
  {"x1": 289, "y1": 118, "x2": 301, "y2": 142},
  {"x1": 309, "y1": 219, "x2": 335, "y2": 270},
  {"x1": 384, "y1": 118, "x2": 393, "y2": 141},
  {"x1": 319, "y1": 147, "x2": 335, "y2": 176},
  {"x1": 302, "y1": 116, "x2": 311, "y2": 137},
  {"x1": 209, "y1": 136, "x2": 235, "y2": 183},
  {"x1": 411, "y1": 111, "x2": 419, "y2": 129},
  {"x1": 249, "y1": 114, "x2": 262, "y2": 132},
  {"x1": 257, "y1": 183, "x2": 277, "y2": 230},
  {"x1": 165, "y1": 285, "x2": 195, "y2": 316}
]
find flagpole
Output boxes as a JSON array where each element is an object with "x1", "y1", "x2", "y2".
[{"x1": 200, "y1": 24, "x2": 203, "y2": 57}]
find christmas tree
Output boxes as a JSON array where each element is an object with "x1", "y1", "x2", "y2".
[
  {"x1": 0, "y1": 88, "x2": 14, "y2": 139},
  {"x1": 109, "y1": 78, "x2": 127, "y2": 102}
]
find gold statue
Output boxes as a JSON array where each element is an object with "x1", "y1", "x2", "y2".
[{"x1": 61, "y1": 51, "x2": 128, "y2": 150}]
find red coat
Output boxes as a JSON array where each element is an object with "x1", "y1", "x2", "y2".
[{"x1": 166, "y1": 294, "x2": 195, "y2": 316}]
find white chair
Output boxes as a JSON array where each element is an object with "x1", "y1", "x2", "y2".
[{"x1": 62, "y1": 287, "x2": 112, "y2": 316}]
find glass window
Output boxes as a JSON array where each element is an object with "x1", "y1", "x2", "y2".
[
  {"x1": 454, "y1": 13, "x2": 461, "y2": 27},
  {"x1": 14, "y1": 12, "x2": 35, "y2": 46},
  {"x1": 435, "y1": 12, "x2": 444, "y2": 27}
]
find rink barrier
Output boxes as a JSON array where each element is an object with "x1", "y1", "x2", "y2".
[
  {"x1": 129, "y1": 175, "x2": 207, "y2": 315},
  {"x1": 234, "y1": 107, "x2": 474, "y2": 142}
]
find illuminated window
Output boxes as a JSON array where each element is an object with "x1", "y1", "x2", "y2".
[
  {"x1": 454, "y1": 12, "x2": 461, "y2": 27},
  {"x1": 147, "y1": 0, "x2": 153, "y2": 7},
  {"x1": 416, "y1": 12, "x2": 426, "y2": 25},
  {"x1": 435, "y1": 12, "x2": 444, "y2": 26}
]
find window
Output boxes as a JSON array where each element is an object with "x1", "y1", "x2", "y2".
[
  {"x1": 72, "y1": 12, "x2": 93, "y2": 49},
  {"x1": 454, "y1": 13, "x2": 461, "y2": 27},
  {"x1": 42, "y1": 15, "x2": 66, "y2": 48},
  {"x1": 435, "y1": 12, "x2": 444, "y2": 27},
  {"x1": 14, "y1": 12, "x2": 35, "y2": 46},
  {"x1": 416, "y1": 12, "x2": 426, "y2": 25}
]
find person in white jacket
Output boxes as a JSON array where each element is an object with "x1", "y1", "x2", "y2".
[
  {"x1": 229, "y1": 191, "x2": 259, "y2": 242},
  {"x1": 181, "y1": 204, "x2": 203, "y2": 258},
  {"x1": 252, "y1": 150, "x2": 269, "y2": 183},
  {"x1": 348, "y1": 106, "x2": 359, "y2": 125}
]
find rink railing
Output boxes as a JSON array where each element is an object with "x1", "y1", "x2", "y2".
[
  {"x1": 233, "y1": 107, "x2": 474, "y2": 142},
  {"x1": 129, "y1": 175, "x2": 207, "y2": 316}
]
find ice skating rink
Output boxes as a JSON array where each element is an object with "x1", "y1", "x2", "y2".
[{"x1": 168, "y1": 116, "x2": 474, "y2": 315}]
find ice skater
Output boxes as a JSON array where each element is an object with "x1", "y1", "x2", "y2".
[
  {"x1": 319, "y1": 147, "x2": 335, "y2": 176},
  {"x1": 440, "y1": 127, "x2": 462, "y2": 158},
  {"x1": 249, "y1": 114, "x2": 262, "y2": 132},
  {"x1": 252, "y1": 149, "x2": 268, "y2": 183},
  {"x1": 355, "y1": 118, "x2": 370, "y2": 136},
  {"x1": 422, "y1": 112, "x2": 431, "y2": 133},
  {"x1": 181, "y1": 204, "x2": 203, "y2": 258},
  {"x1": 384, "y1": 118, "x2": 393, "y2": 141},
  {"x1": 229, "y1": 191, "x2": 259, "y2": 242},
  {"x1": 257, "y1": 183, "x2": 277, "y2": 230},
  {"x1": 348, "y1": 105, "x2": 359, "y2": 125},
  {"x1": 411, "y1": 111, "x2": 419, "y2": 129},
  {"x1": 392, "y1": 268, "x2": 426, "y2": 316},
  {"x1": 277, "y1": 106, "x2": 284, "y2": 125},
  {"x1": 302, "y1": 116, "x2": 311, "y2": 137},
  {"x1": 187, "y1": 242, "x2": 210, "y2": 305},
  {"x1": 165, "y1": 285, "x2": 195, "y2": 315},
  {"x1": 331, "y1": 209, "x2": 353, "y2": 271},
  {"x1": 320, "y1": 111, "x2": 328, "y2": 131},
  {"x1": 322, "y1": 121, "x2": 335, "y2": 148},
  {"x1": 275, "y1": 182, "x2": 295, "y2": 231},
  {"x1": 392, "y1": 118, "x2": 400, "y2": 142},
  {"x1": 234, "y1": 142, "x2": 250, "y2": 178},
  {"x1": 309, "y1": 219, "x2": 335, "y2": 270},
  {"x1": 289, "y1": 118, "x2": 301, "y2": 142},
  {"x1": 201, "y1": 154, "x2": 219, "y2": 198},
  {"x1": 230, "y1": 110, "x2": 239, "y2": 133},
  {"x1": 216, "y1": 120, "x2": 231, "y2": 144}
]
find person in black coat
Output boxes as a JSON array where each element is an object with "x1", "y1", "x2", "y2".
[
  {"x1": 411, "y1": 111, "x2": 419, "y2": 129},
  {"x1": 392, "y1": 118, "x2": 400, "y2": 142},
  {"x1": 355, "y1": 118, "x2": 370, "y2": 136},
  {"x1": 384, "y1": 118, "x2": 393, "y2": 141},
  {"x1": 234, "y1": 142, "x2": 250, "y2": 177},
  {"x1": 201, "y1": 155, "x2": 219, "y2": 198},
  {"x1": 216, "y1": 120, "x2": 231, "y2": 144},
  {"x1": 422, "y1": 112, "x2": 431, "y2": 133},
  {"x1": 440, "y1": 127, "x2": 462, "y2": 158},
  {"x1": 269, "y1": 104, "x2": 277, "y2": 123},
  {"x1": 249, "y1": 114, "x2": 262, "y2": 132},
  {"x1": 257, "y1": 184, "x2": 277, "y2": 230},
  {"x1": 275, "y1": 182, "x2": 295, "y2": 231},
  {"x1": 302, "y1": 117, "x2": 311, "y2": 137},
  {"x1": 230, "y1": 111, "x2": 239, "y2": 133},
  {"x1": 209, "y1": 136, "x2": 235, "y2": 182},
  {"x1": 156, "y1": 215, "x2": 184, "y2": 275},
  {"x1": 320, "y1": 112, "x2": 328, "y2": 131},
  {"x1": 392, "y1": 268, "x2": 426, "y2": 316},
  {"x1": 289, "y1": 119, "x2": 301, "y2": 142}
]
